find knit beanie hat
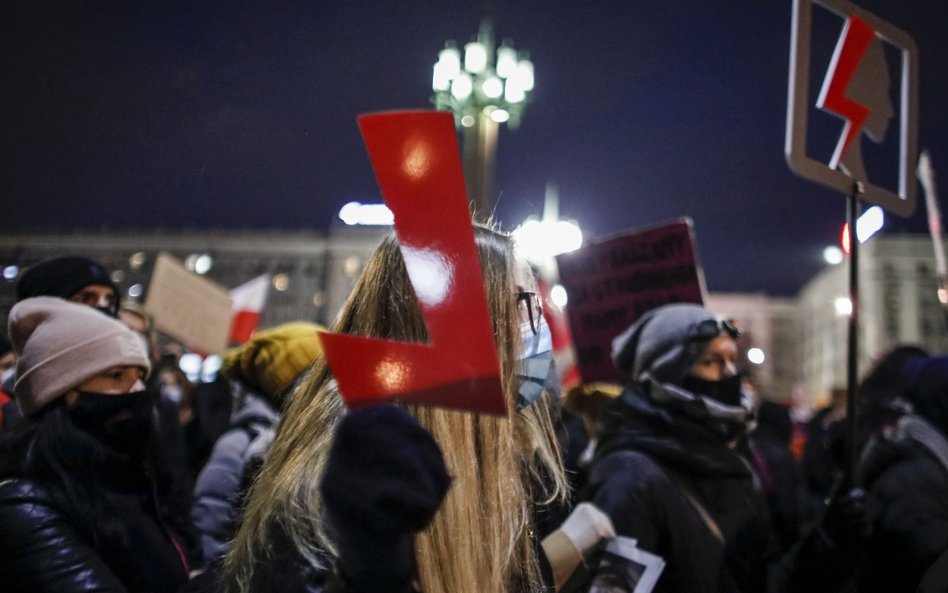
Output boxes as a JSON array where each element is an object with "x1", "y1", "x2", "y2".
[
  {"x1": 9, "y1": 297, "x2": 150, "y2": 417},
  {"x1": 611, "y1": 303, "x2": 717, "y2": 384},
  {"x1": 221, "y1": 321, "x2": 324, "y2": 401},
  {"x1": 900, "y1": 355, "x2": 948, "y2": 435},
  {"x1": 16, "y1": 256, "x2": 119, "y2": 314}
]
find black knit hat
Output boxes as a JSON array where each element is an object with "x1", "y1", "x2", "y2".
[{"x1": 16, "y1": 256, "x2": 120, "y2": 315}]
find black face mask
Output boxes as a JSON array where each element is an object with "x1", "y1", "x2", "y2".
[
  {"x1": 94, "y1": 305, "x2": 119, "y2": 319},
  {"x1": 69, "y1": 390, "x2": 154, "y2": 454},
  {"x1": 680, "y1": 374, "x2": 744, "y2": 408}
]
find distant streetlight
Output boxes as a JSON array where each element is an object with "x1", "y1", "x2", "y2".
[
  {"x1": 823, "y1": 245, "x2": 844, "y2": 265},
  {"x1": 431, "y1": 9, "x2": 534, "y2": 218},
  {"x1": 512, "y1": 183, "x2": 582, "y2": 279}
]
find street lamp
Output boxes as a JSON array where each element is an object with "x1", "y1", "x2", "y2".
[{"x1": 431, "y1": 12, "x2": 534, "y2": 218}]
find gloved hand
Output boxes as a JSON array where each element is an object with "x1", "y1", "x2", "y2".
[
  {"x1": 822, "y1": 486, "x2": 872, "y2": 556},
  {"x1": 542, "y1": 502, "x2": 616, "y2": 588},
  {"x1": 559, "y1": 502, "x2": 617, "y2": 555},
  {"x1": 320, "y1": 405, "x2": 451, "y2": 592}
]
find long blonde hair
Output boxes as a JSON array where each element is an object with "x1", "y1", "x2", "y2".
[{"x1": 223, "y1": 224, "x2": 567, "y2": 593}]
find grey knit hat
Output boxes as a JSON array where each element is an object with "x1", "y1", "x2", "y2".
[
  {"x1": 9, "y1": 297, "x2": 151, "y2": 417},
  {"x1": 611, "y1": 303, "x2": 718, "y2": 384}
]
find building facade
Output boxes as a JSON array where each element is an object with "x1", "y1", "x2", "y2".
[
  {"x1": 796, "y1": 233, "x2": 948, "y2": 405},
  {"x1": 0, "y1": 226, "x2": 388, "y2": 334}
]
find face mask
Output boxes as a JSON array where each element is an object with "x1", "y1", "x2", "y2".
[
  {"x1": 161, "y1": 384, "x2": 183, "y2": 404},
  {"x1": 680, "y1": 374, "x2": 744, "y2": 408},
  {"x1": 94, "y1": 306, "x2": 119, "y2": 319},
  {"x1": 69, "y1": 390, "x2": 154, "y2": 454},
  {"x1": 516, "y1": 321, "x2": 558, "y2": 409}
]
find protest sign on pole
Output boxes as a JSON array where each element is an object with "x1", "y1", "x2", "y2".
[
  {"x1": 785, "y1": 0, "x2": 918, "y2": 217},
  {"x1": 785, "y1": 0, "x2": 919, "y2": 483},
  {"x1": 555, "y1": 219, "x2": 706, "y2": 384},
  {"x1": 144, "y1": 252, "x2": 233, "y2": 355},
  {"x1": 317, "y1": 111, "x2": 507, "y2": 416}
]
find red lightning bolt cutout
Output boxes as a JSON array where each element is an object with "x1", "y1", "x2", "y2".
[
  {"x1": 817, "y1": 13, "x2": 878, "y2": 170},
  {"x1": 317, "y1": 111, "x2": 507, "y2": 416}
]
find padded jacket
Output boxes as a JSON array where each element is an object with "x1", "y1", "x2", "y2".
[{"x1": 0, "y1": 477, "x2": 190, "y2": 593}]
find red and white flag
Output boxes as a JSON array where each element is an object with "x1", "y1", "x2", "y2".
[{"x1": 229, "y1": 274, "x2": 271, "y2": 344}]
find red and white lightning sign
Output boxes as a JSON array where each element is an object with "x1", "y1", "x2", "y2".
[{"x1": 786, "y1": 0, "x2": 918, "y2": 217}]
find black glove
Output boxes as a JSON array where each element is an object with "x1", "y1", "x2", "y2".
[
  {"x1": 320, "y1": 405, "x2": 451, "y2": 592},
  {"x1": 822, "y1": 486, "x2": 872, "y2": 556}
]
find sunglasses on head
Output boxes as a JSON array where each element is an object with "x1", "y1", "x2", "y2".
[{"x1": 688, "y1": 318, "x2": 743, "y2": 341}]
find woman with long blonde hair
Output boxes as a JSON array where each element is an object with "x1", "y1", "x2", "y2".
[{"x1": 222, "y1": 224, "x2": 569, "y2": 593}]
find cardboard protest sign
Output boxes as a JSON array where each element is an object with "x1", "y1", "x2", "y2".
[
  {"x1": 317, "y1": 111, "x2": 506, "y2": 416},
  {"x1": 555, "y1": 219, "x2": 706, "y2": 384},
  {"x1": 144, "y1": 253, "x2": 233, "y2": 355}
]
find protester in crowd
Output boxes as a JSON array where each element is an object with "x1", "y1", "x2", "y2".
[
  {"x1": 16, "y1": 255, "x2": 121, "y2": 317},
  {"x1": 2, "y1": 255, "x2": 124, "y2": 432},
  {"x1": 0, "y1": 297, "x2": 192, "y2": 592},
  {"x1": 583, "y1": 303, "x2": 867, "y2": 593},
  {"x1": 856, "y1": 355, "x2": 948, "y2": 593},
  {"x1": 855, "y1": 344, "x2": 928, "y2": 452},
  {"x1": 153, "y1": 357, "x2": 209, "y2": 477},
  {"x1": 801, "y1": 386, "x2": 848, "y2": 516},
  {"x1": 192, "y1": 321, "x2": 324, "y2": 562},
  {"x1": 749, "y1": 399, "x2": 808, "y2": 553},
  {"x1": 220, "y1": 225, "x2": 609, "y2": 593}
]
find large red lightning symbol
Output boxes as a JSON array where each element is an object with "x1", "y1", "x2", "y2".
[{"x1": 817, "y1": 13, "x2": 877, "y2": 170}]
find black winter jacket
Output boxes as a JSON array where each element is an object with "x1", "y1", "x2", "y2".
[
  {"x1": 585, "y1": 384, "x2": 774, "y2": 593},
  {"x1": 0, "y1": 477, "x2": 190, "y2": 593},
  {"x1": 856, "y1": 416, "x2": 948, "y2": 593},
  {"x1": 584, "y1": 384, "x2": 856, "y2": 593}
]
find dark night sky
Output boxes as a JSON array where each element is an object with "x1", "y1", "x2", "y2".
[{"x1": 3, "y1": 1, "x2": 947, "y2": 296}]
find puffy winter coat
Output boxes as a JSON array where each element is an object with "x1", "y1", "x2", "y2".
[
  {"x1": 191, "y1": 393, "x2": 278, "y2": 562},
  {"x1": 0, "y1": 477, "x2": 190, "y2": 593}
]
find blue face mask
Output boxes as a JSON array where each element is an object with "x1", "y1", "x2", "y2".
[{"x1": 516, "y1": 321, "x2": 559, "y2": 409}]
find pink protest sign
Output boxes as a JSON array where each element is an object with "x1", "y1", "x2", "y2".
[
  {"x1": 555, "y1": 219, "x2": 706, "y2": 384},
  {"x1": 317, "y1": 111, "x2": 507, "y2": 416}
]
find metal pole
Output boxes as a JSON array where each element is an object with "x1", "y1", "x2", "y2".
[
  {"x1": 463, "y1": 112, "x2": 499, "y2": 221},
  {"x1": 845, "y1": 181, "x2": 863, "y2": 485}
]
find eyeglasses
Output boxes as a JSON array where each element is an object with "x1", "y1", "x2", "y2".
[
  {"x1": 688, "y1": 318, "x2": 743, "y2": 341},
  {"x1": 515, "y1": 291, "x2": 544, "y2": 335}
]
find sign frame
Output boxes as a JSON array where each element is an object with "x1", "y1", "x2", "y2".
[{"x1": 785, "y1": 0, "x2": 918, "y2": 217}]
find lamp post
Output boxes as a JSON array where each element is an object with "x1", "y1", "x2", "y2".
[{"x1": 431, "y1": 11, "x2": 534, "y2": 219}]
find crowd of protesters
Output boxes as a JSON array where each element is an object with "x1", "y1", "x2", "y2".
[{"x1": 1, "y1": 237, "x2": 947, "y2": 593}]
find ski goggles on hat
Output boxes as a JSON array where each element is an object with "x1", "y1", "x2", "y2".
[{"x1": 688, "y1": 318, "x2": 743, "y2": 341}]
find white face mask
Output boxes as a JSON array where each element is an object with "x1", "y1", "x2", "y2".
[
  {"x1": 161, "y1": 384, "x2": 183, "y2": 404},
  {"x1": 0, "y1": 366, "x2": 14, "y2": 386},
  {"x1": 517, "y1": 321, "x2": 557, "y2": 408}
]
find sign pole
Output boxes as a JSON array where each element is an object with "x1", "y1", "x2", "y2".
[{"x1": 846, "y1": 181, "x2": 863, "y2": 485}]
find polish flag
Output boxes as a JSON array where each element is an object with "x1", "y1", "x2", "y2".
[{"x1": 229, "y1": 274, "x2": 271, "y2": 344}]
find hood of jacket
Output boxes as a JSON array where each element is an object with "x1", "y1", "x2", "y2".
[{"x1": 595, "y1": 383, "x2": 752, "y2": 479}]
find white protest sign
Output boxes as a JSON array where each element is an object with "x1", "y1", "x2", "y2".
[{"x1": 144, "y1": 252, "x2": 233, "y2": 355}]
